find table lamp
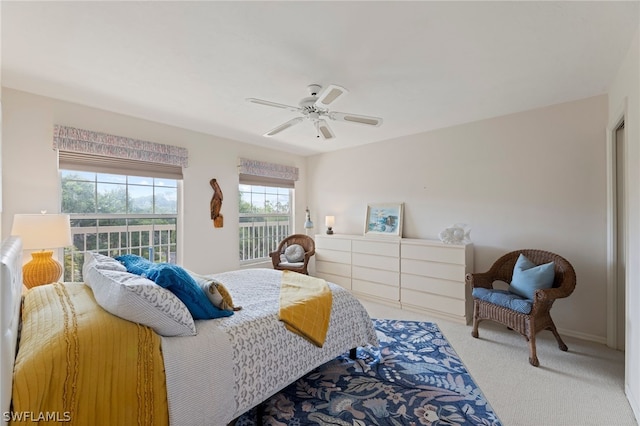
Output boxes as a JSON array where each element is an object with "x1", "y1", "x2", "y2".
[
  {"x1": 11, "y1": 213, "x2": 72, "y2": 288},
  {"x1": 325, "y1": 216, "x2": 335, "y2": 235}
]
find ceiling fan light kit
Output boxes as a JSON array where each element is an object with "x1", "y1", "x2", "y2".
[{"x1": 246, "y1": 83, "x2": 382, "y2": 140}]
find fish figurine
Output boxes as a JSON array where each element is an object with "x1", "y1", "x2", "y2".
[{"x1": 439, "y1": 223, "x2": 471, "y2": 244}]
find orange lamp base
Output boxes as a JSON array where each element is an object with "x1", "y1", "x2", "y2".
[{"x1": 22, "y1": 251, "x2": 63, "y2": 289}]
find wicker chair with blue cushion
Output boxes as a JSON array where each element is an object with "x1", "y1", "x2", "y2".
[
  {"x1": 269, "y1": 234, "x2": 315, "y2": 275},
  {"x1": 466, "y1": 249, "x2": 576, "y2": 366}
]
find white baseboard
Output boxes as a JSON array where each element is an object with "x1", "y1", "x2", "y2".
[
  {"x1": 352, "y1": 292, "x2": 401, "y2": 309},
  {"x1": 557, "y1": 327, "x2": 607, "y2": 345},
  {"x1": 626, "y1": 384, "x2": 640, "y2": 424}
]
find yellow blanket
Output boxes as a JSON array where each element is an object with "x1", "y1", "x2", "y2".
[
  {"x1": 11, "y1": 283, "x2": 168, "y2": 426},
  {"x1": 278, "y1": 271, "x2": 332, "y2": 347}
]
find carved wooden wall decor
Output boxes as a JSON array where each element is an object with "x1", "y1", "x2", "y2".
[{"x1": 210, "y1": 178, "x2": 223, "y2": 228}]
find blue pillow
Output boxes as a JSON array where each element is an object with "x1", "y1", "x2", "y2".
[
  {"x1": 508, "y1": 254, "x2": 555, "y2": 300},
  {"x1": 116, "y1": 255, "x2": 232, "y2": 320}
]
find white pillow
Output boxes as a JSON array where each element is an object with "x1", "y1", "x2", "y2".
[
  {"x1": 84, "y1": 266, "x2": 197, "y2": 337},
  {"x1": 284, "y1": 244, "x2": 305, "y2": 263},
  {"x1": 82, "y1": 252, "x2": 126, "y2": 278}
]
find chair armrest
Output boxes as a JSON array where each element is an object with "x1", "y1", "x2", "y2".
[
  {"x1": 300, "y1": 250, "x2": 315, "y2": 266},
  {"x1": 466, "y1": 272, "x2": 495, "y2": 290},
  {"x1": 533, "y1": 286, "x2": 571, "y2": 303},
  {"x1": 269, "y1": 251, "x2": 281, "y2": 267}
]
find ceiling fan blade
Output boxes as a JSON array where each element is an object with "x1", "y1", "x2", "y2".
[
  {"x1": 246, "y1": 98, "x2": 300, "y2": 112},
  {"x1": 329, "y1": 111, "x2": 383, "y2": 127},
  {"x1": 314, "y1": 84, "x2": 348, "y2": 109},
  {"x1": 316, "y1": 119, "x2": 335, "y2": 140},
  {"x1": 264, "y1": 117, "x2": 305, "y2": 136}
]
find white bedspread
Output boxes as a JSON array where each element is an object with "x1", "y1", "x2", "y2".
[{"x1": 161, "y1": 268, "x2": 378, "y2": 425}]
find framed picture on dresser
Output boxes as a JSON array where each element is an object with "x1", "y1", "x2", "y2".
[{"x1": 364, "y1": 203, "x2": 403, "y2": 238}]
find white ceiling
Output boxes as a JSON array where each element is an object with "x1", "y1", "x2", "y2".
[{"x1": 2, "y1": 1, "x2": 638, "y2": 156}]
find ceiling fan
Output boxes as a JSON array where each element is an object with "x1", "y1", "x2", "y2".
[{"x1": 246, "y1": 84, "x2": 383, "y2": 140}]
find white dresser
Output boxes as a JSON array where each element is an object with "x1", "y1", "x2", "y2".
[
  {"x1": 400, "y1": 238, "x2": 473, "y2": 324},
  {"x1": 351, "y1": 237, "x2": 400, "y2": 308},
  {"x1": 314, "y1": 234, "x2": 473, "y2": 324},
  {"x1": 314, "y1": 234, "x2": 352, "y2": 290}
]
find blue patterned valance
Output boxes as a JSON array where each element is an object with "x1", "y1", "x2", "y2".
[
  {"x1": 53, "y1": 125, "x2": 188, "y2": 168},
  {"x1": 238, "y1": 158, "x2": 299, "y2": 181}
]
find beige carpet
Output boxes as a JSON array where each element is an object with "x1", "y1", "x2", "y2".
[{"x1": 360, "y1": 299, "x2": 637, "y2": 426}]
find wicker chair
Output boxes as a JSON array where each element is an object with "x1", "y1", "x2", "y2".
[
  {"x1": 269, "y1": 234, "x2": 315, "y2": 275},
  {"x1": 466, "y1": 249, "x2": 576, "y2": 366}
]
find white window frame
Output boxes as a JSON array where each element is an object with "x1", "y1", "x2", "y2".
[
  {"x1": 239, "y1": 183, "x2": 293, "y2": 264},
  {"x1": 60, "y1": 170, "x2": 181, "y2": 281}
]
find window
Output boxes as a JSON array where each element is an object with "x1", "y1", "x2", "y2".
[
  {"x1": 237, "y1": 157, "x2": 299, "y2": 263},
  {"x1": 239, "y1": 184, "x2": 292, "y2": 262},
  {"x1": 61, "y1": 170, "x2": 179, "y2": 281}
]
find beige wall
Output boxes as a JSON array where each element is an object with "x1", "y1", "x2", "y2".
[
  {"x1": 308, "y1": 95, "x2": 608, "y2": 342},
  {"x1": 608, "y1": 26, "x2": 640, "y2": 421},
  {"x1": 0, "y1": 88, "x2": 308, "y2": 274}
]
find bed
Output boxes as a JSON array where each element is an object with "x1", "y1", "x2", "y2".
[{"x1": 0, "y1": 236, "x2": 378, "y2": 425}]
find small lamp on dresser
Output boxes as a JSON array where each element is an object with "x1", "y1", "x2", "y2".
[
  {"x1": 11, "y1": 213, "x2": 72, "y2": 288},
  {"x1": 325, "y1": 216, "x2": 335, "y2": 235}
]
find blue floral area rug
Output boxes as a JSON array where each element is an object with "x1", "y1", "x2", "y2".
[{"x1": 236, "y1": 319, "x2": 502, "y2": 426}]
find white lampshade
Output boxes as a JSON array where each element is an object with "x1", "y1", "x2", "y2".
[
  {"x1": 325, "y1": 216, "x2": 335, "y2": 228},
  {"x1": 11, "y1": 214, "x2": 72, "y2": 250}
]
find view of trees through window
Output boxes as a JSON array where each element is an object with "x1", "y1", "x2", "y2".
[
  {"x1": 239, "y1": 184, "x2": 292, "y2": 261},
  {"x1": 61, "y1": 170, "x2": 178, "y2": 281}
]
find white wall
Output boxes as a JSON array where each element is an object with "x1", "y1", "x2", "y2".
[
  {"x1": 308, "y1": 95, "x2": 608, "y2": 341},
  {"x1": 608, "y1": 26, "x2": 640, "y2": 422},
  {"x1": 0, "y1": 88, "x2": 308, "y2": 274}
]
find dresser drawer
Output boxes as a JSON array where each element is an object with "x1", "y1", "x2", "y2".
[
  {"x1": 401, "y1": 258, "x2": 466, "y2": 281},
  {"x1": 352, "y1": 239, "x2": 399, "y2": 257},
  {"x1": 352, "y1": 265, "x2": 399, "y2": 286},
  {"x1": 352, "y1": 253, "x2": 399, "y2": 272},
  {"x1": 401, "y1": 288, "x2": 466, "y2": 317},
  {"x1": 352, "y1": 279, "x2": 400, "y2": 302},
  {"x1": 316, "y1": 249, "x2": 351, "y2": 264},
  {"x1": 316, "y1": 272, "x2": 351, "y2": 290},
  {"x1": 401, "y1": 273, "x2": 466, "y2": 299},
  {"x1": 401, "y1": 242, "x2": 466, "y2": 264},
  {"x1": 316, "y1": 260, "x2": 350, "y2": 277},
  {"x1": 315, "y1": 236, "x2": 351, "y2": 251}
]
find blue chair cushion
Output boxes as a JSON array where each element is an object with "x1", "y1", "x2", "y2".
[
  {"x1": 472, "y1": 288, "x2": 533, "y2": 314},
  {"x1": 508, "y1": 254, "x2": 555, "y2": 300},
  {"x1": 116, "y1": 254, "x2": 232, "y2": 320}
]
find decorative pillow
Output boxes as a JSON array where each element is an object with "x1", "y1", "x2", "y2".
[
  {"x1": 284, "y1": 244, "x2": 305, "y2": 263},
  {"x1": 116, "y1": 255, "x2": 233, "y2": 320},
  {"x1": 190, "y1": 272, "x2": 241, "y2": 312},
  {"x1": 508, "y1": 254, "x2": 555, "y2": 300},
  {"x1": 84, "y1": 265, "x2": 197, "y2": 337},
  {"x1": 82, "y1": 252, "x2": 127, "y2": 278},
  {"x1": 472, "y1": 288, "x2": 533, "y2": 314}
]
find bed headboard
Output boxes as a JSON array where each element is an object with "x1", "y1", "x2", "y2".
[{"x1": 1, "y1": 237, "x2": 23, "y2": 425}]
